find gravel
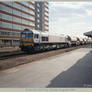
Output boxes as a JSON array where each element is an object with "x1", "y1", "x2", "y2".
[{"x1": 0, "y1": 45, "x2": 87, "y2": 71}]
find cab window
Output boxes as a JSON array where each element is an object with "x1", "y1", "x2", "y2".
[
  {"x1": 34, "y1": 34, "x2": 39, "y2": 39},
  {"x1": 21, "y1": 33, "x2": 26, "y2": 38},
  {"x1": 21, "y1": 32, "x2": 33, "y2": 38},
  {"x1": 27, "y1": 33, "x2": 33, "y2": 38}
]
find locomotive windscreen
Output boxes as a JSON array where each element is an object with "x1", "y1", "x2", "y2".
[{"x1": 21, "y1": 29, "x2": 33, "y2": 38}]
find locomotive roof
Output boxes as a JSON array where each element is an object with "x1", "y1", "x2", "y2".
[
  {"x1": 23, "y1": 29, "x2": 49, "y2": 36},
  {"x1": 23, "y1": 29, "x2": 40, "y2": 34},
  {"x1": 33, "y1": 29, "x2": 49, "y2": 36},
  {"x1": 22, "y1": 29, "x2": 33, "y2": 33},
  {"x1": 32, "y1": 29, "x2": 41, "y2": 34}
]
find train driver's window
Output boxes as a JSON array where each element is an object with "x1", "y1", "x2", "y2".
[
  {"x1": 21, "y1": 33, "x2": 26, "y2": 38},
  {"x1": 34, "y1": 34, "x2": 39, "y2": 39}
]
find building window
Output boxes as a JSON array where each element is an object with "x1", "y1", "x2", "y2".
[
  {"x1": 37, "y1": 3, "x2": 40, "y2": 7},
  {"x1": 37, "y1": 14, "x2": 40, "y2": 17},
  {"x1": 37, "y1": 24, "x2": 40, "y2": 28},
  {"x1": 37, "y1": 9, "x2": 40, "y2": 12},
  {"x1": 37, "y1": 19, "x2": 40, "y2": 23},
  {"x1": 34, "y1": 34, "x2": 39, "y2": 38}
]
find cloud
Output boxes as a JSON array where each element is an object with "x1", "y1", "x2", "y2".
[
  {"x1": 86, "y1": 10, "x2": 92, "y2": 16},
  {"x1": 64, "y1": 22, "x2": 92, "y2": 37},
  {"x1": 50, "y1": 2, "x2": 82, "y2": 9},
  {"x1": 50, "y1": 21, "x2": 92, "y2": 37},
  {"x1": 49, "y1": 2, "x2": 92, "y2": 37},
  {"x1": 49, "y1": 2, "x2": 92, "y2": 18}
]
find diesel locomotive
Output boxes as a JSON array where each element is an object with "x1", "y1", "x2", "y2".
[{"x1": 19, "y1": 29, "x2": 90, "y2": 52}]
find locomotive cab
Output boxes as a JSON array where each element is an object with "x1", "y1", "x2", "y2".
[
  {"x1": 20, "y1": 29, "x2": 34, "y2": 51},
  {"x1": 20, "y1": 29, "x2": 41, "y2": 51},
  {"x1": 21, "y1": 29, "x2": 33, "y2": 43}
]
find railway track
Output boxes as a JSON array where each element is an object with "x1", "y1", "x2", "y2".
[
  {"x1": 0, "y1": 45, "x2": 89, "y2": 70},
  {"x1": 0, "y1": 51, "x2": 26, "y2": 60},
  {"x1": 0, "y1": 48, "x2": 60, "y2": 60},
  {"x1": 0, "y1": 45, "x2": 88, "y2": 60}
]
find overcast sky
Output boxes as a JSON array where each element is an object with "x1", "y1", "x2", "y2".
[{"x1": 49, "y1": 2, "x2": 92, "y2": 38}]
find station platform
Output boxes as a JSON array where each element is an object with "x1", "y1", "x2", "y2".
[{"x1": 0, "y1": 46, "x2": 92, "y2": 87}]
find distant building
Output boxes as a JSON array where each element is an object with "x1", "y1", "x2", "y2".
[
  {"x1": 35, "y1": 2, "x2": 49, "y2": 31},
  {"x1": 0, "y1": 1, "x2": 49, "y2": 48}
]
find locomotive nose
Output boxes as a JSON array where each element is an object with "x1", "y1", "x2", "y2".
[{"x1": 23, "y1": 38, "x2": 34, "y2": 46}]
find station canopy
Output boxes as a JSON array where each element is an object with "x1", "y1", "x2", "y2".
[{"x1": 84, "y1": 31, "x2": 92, "y2": 37}]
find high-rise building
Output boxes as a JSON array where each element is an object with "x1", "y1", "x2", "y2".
[
  {"x1": 0, "y1": 1, "x2": 49, "y2": 48},
  {"x1": 35, "y1": 2, "x2": 49, "y2": 31},
  {"x1": 0, "y1": 1, "x2": 35, "y2": 47}
]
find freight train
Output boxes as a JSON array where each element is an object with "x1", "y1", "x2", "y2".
[{"x1": 19, "y1": 29, "x2": 91, "y2": 52}]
